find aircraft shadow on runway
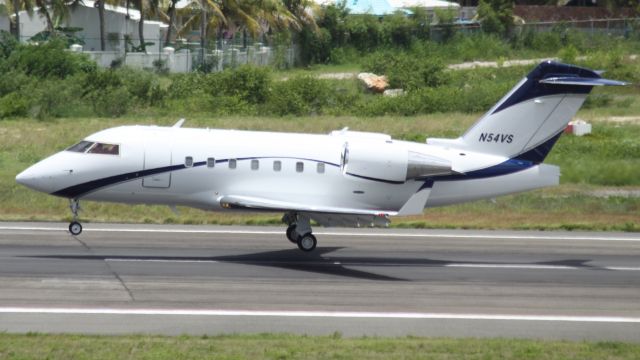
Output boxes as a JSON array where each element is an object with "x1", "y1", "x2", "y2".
[{"x1": 23, "y1": 247, "x2": 604, "y2": 282}]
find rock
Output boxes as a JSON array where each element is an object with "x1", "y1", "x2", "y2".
[
  {"x1": 383, "y1": 89, "x2": 404, "y2": 97},
  {"x1": 357, "y1": 72, "x2": 389, "y2": 93}
]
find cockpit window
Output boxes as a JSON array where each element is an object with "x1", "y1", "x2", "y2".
[
  {"x1": 88, "y1": 143, "x2": 119, "y2": 155},
  {"x1": 66, "y1": 141, "x2": 119, "y2": 155},
  {"x1": 66, "y1": 141, "x2": 94, "y2": 153}
]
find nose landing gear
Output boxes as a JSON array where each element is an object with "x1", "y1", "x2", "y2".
[
  {"x1": 68, "y1": 199, "x2": 83, "y2": 236},
  {"x1": 283, "y1": 212, "x2": 317, "y2": 252}
]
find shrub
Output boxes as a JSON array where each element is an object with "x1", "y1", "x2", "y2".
[
  {"x1": 118, "y1": 68, "x2": 167, "y2": 105},
  {"x1": 267, "y1": 76, "x2": 332, "y2": 115},
  {"x1": 0, "y1": 30, "x2": 18, "y2": 59},
  {"x1": 167, "y1": 72, "x2": 205, "y2": 99},
  {"x1": 477, "y1": 0, "x2": 514, "y2": 37},
  {"x1": 82, "y1": 70, "x2": 130, "y2": 116},
  {"x1": 30, "y1": 77, "x2": 83, "y2": 119},
  {"x1": 5, "y1": 39, "x2": 96, "y2": 78},
  {"x1": 558, "y1": 44, "x2": 579, "y2": 63},
  {"x1": 0, "y1": 70, "x2": 35, "y2": 97},
  {"x1": 205, "y1": 65, "x2": 272, "y2": 104},
  {"x1": 298, "y1": 27, "x2": 332, "y2": 65},
  {"x1": 530, "y1": 31, "x2": 562, "y2": 53},
  {"x1": 92, "y1": 87, "x2": 131, "y2": 117},
  {"x1": 0, "y1": 92, "x2": 29, "y2": 118},
  {"x1": 363, "y1": 52, "x2": 447, "y2": 90}
]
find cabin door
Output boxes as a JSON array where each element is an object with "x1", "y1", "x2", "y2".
[{"x1": 142, "y1": 141, "x2": 172, "y2": 188}]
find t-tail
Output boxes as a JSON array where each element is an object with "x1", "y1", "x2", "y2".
[{"x1": 432, "y1": 61, "x2": 626, "y2": 162}]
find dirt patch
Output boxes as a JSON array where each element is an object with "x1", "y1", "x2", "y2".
[
  {"x1": 588, "y1": 189, "x2": 640, "y2": 198},
  {"x1": 598, "y1": 116, "x2": 640, "y2": 124}
]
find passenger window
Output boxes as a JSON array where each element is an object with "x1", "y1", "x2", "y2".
[
  {"x1": 229, "y1": 159, "x2": 237, "y2": 169},
  {"x1": 296, "y1": 162, "x2": 304, "y2": 173},
  {"x1": 66, "y1": 141, "x2": 94, "y2": 153},
  {"x1": 273, "y1": 160, "x2": 281, "y2": 171},
  {"x1": 185, "y1": 156, "x2": 193, "y2": 167},
  {"x1": 87, "y1": 143, "x2": 119, "y2": 155},
  {"x1": 317, "y1": 163, "x2": 325, "y2": 174},
  {"x1": 251, "y1": 159, "x2": 259, "y2": 170},
  {"x1": 207, "y1": 157, "x2": 215, "y2": 168}
]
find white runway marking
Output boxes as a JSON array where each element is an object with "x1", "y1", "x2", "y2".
[
  {"x1": 1, "y1": 225, "x2": 639, "y2": 242},
  {"x1": 0, "y1": 307, "x2": 639, "y2": 323}
]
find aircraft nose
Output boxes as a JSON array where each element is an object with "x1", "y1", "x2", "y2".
[{"x1": 15, "y1": 162, "x2": 57, "y2": 193}]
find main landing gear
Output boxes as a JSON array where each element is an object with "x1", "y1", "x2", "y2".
[
  {"x1": 68, "y1": 199, "x2": 83, "y2": 236},
  {"x1": 283, "y1": 212, "x2": 317, "y2": 252}
]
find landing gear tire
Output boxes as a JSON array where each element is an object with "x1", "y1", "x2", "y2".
[
  {"x1": 69, "y1": 221, "x2": 83, "y2": 236},
  {"x1": 286, "y1": 224, "x2": 299, "y2": 244},
  {"x1": 297, "y1": 233, "x2": 317, "y2": 252}
]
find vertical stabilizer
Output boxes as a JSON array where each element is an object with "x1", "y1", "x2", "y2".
[{"x1": 457, "y1": 61, "x2": 625, "y2": 162}]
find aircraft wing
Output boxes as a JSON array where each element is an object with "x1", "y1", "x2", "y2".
[{"x1": 219, "y1": 195, "x2": 394, "y2": 227}]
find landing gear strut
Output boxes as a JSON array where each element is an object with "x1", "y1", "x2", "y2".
[
  {"x1": 68, "y1": 199, "x2": 82, "y2": 236},
  {"x1": 283, "y1": 212, "x2": 317, "y2": 252}
]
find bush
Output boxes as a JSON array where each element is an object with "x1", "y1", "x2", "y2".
[
  {"x1": 118, "y1": 68, "x2": 167, "y2": 106},
  {"x1": 0, "y1": 70, "x2": 35, "y2": 97},
  {"x1": 205, "y1": 65, "x2": 272, "y2": 104},
  {"x1": 30, "y1": 77, "x2": 84, "y2": 119},
  {"x1": 167, "y1": 73, "x2": 205, "y2": 99},
  {"x1": 0, "y1": 92, "x2": 29, "y2": 118},
  {"x1": 92, "y1": 87, "x2": 131, "y2": 117},
  {"x1": 0, "y1": 30, "x2": 18, "y2": 59},
  {"x1": 82, "y1": 70, "x2": 130, "y2": 116},
  {"x1": 363, "y1": 52, "x2": 447, "y2": 90},
  {"x1": 267, "y1": 76, "x2": 332, "y2": 115},
  {"x1": 5, "y1": 39, "x2": 96, "y2": 78}
]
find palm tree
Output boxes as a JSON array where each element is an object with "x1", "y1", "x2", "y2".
[
  {"x1": 283, "y1": 0, "x2": 318, "y2": 32},
  {"x1": 161, "y1": 0, "x2": 179, "y2": 46},
  {"x1": 132, "y1": 0, "x2": 160, "y2": 51},
  {"x1": 33, "y1": 0, "x2": 78, "y2": 35},
  {"x1": 175, "y1": 0, "x2": 224, "y2": 49},
  {"x1": 8, "y1": 0, "x2": 34, "y2": 40}
]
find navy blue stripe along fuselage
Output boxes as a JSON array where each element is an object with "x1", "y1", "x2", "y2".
[{"x1": 52, "y1": 157, "x2": 340, "y2": 198}]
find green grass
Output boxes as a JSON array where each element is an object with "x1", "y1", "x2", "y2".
[
  {"x1": 0, "y1": 115, "x2": 638, "y2": 230},
  {"x1": 0, "y1": 333, "x2": 639, "y2": 359}
]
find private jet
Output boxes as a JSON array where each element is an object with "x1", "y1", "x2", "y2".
[{"x1": 16, "y1": 61, "x2": 625, "y2": 251}]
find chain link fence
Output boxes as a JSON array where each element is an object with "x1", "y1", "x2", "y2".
[{"x1": 429, "y1": 17, "x2": 640, "y2": 41}]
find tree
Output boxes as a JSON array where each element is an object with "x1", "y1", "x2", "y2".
[
  {"x1": 98, "y1": 0, "x2": 105, "y2": 50},
  {"x1": 7, "y1": 0, "x2": 34, "y2": 40},
  {"x1": 477, "y1": 0, "x2": 514, "y2": 37},
  {"x1": 131, "y1": 0, "x2": 160, "y2": 52},
  {"x1": 161, "y1": 0, "x2": 179, "y2": 46}
]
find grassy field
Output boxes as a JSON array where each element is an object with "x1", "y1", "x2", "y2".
[
  {"x1": 1, "y1": 111, "x2": 638, "y2": 231},
  {"x1": 1, "y1": 333, "x2": 639, "y2": 359}
]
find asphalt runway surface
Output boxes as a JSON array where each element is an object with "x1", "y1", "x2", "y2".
[{"x1": 0, "y1": 222, "x2": 639, "y2": 341}]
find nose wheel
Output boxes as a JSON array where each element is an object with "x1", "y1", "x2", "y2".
[
  {"x1": 69, "y1": 221, "x2": 83, "y2": 236},
  {"x1": 68, "y1": 199, "x2": 83, "y2": 236}
]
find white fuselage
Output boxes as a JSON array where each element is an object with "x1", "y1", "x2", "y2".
[{"x1": 16, "y1": 125, "x2": 559, "y2": 219}]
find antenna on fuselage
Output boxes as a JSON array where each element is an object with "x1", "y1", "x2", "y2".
[{"x1": 172, "y1": 118, "x2": 186, "y2": 128}]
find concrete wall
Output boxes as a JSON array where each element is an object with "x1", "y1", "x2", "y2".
[
  {"x1": 8, "y1": 5, "x2": 164, "y2": 52},
  {"x1": 83, "y1": 49, "x2": 192, "y2": 72}
]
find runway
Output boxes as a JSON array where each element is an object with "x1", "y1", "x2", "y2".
[{"x1": 0, "y1": 222, "x2": 639, "y2": 341}]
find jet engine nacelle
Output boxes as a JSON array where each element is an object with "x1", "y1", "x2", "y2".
[{"x1": 341, "y1": 140, "x2": 453, "y2": 183}]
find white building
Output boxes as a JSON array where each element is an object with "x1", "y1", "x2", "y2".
[{"x1": 1, "y1": 0, "x2": 167, "y2": 53}]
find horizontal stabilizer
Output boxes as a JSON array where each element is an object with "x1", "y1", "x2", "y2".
[{"x1": 540, "y1": 77, "x2": 628, "y2": 86}]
